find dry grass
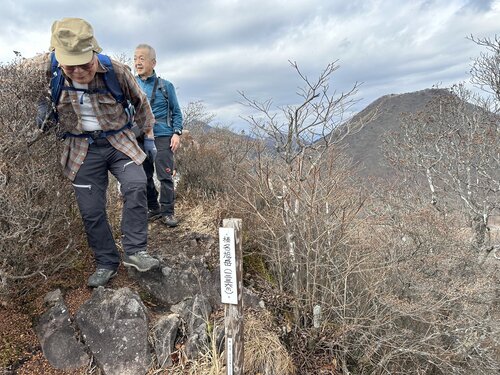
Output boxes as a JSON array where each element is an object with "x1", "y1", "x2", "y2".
[
  {"x1": 244, "y1": 312, "x2": 296, "y2": 375},
  {"x1": 155, "y1": 311, "x2": 296, "y2": 375},
  {"x1": 177, "y1": 199, "x2": 224, "y2": 237}
]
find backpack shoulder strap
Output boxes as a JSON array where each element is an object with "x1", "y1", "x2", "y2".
[
  {"x1": 157, "y1": 76, "x2": 169, "y2": 102},
  {"x1": 156, "y1": 76, "x2": 172, "y2": 126},
  {"x1": 50, "y1": 52, "x2": 65, "y2": 106},
  {"x1": 98, "y1": 54, "x2": 135, "y2": 123},
  {"x1": 149, "y1": 76, "x2": 160, "y2": 105},
  {"x1": 97, "y1": 54, "x2": 126, "y2": 105}
]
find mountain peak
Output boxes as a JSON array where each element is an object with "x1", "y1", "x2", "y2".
[{"x1": 341, "y1": 88, "x2": 452, "y2": 179}]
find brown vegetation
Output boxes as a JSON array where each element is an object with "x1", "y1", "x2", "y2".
[
  {"x1": 1, "y1": 37, "x2": 500, "y2": 374},
  {"x1": 0, "y1": 57, "x2": 85, "y2": 301}
]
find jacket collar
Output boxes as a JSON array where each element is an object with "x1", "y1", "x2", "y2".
[{"x1": 137, "y1": 70, "x2": 157, "y2": 83}]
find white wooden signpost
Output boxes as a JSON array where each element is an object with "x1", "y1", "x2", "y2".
[{"x1": 219, "y1": 219, "x2": 243, "y2": 375}]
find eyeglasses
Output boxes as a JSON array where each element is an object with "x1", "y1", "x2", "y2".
[{"x1": 61, "y1": 57, "x2": 96, "y2": 73}]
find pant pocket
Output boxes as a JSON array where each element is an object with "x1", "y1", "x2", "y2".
[{"x1": 72, "y1": 183, "x2": 92, "y2": 194}]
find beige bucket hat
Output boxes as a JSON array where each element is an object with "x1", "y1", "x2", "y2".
[{"x1": 50, "y1": 18, "x2": 103, "y2": 65}]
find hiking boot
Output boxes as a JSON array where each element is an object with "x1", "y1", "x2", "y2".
[
  {"x1": 123, "y1": 251, "x2": 160, "y2": 272},
  {"x1": 148, "y1": 207, "x2": 162, "y2": 221},
  {"x1": 87, "y1": 268, "x2": 117, "y2": 288},
  {"x1": 160, "y1": 215, "x2": 179, "y2": 227}
]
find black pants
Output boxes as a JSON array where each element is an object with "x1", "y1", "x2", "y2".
[
  {"x1": 72, "y1": 138, "x2": 148, "y2": 270},
  {"x1": 141, "y1": 136, "x2": 175, "y2": 216}
]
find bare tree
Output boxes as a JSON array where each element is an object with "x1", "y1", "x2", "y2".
[
  {"x1": 234, "y1": 55, "x2": 500, "y2": 373},
  {"x1": 239, "y1": 60, "x2": 364, "y2": 155},
  {"x1": 384, "y1": 36, "x2": 500, "y2": 258},
  {"x1": 469, "y1": 35, "x2": 500, "y2": 110},
  {"x1": 175, "y1": 101, "x2": 255, "y2": 198},
  {"x1": 182, "y1": 100, "x2": 216, "y2": 131},
  {"x1": 375, "y1": 37, "x2": 500, "y2": 373},
  {"x1": 237, "y1": 61, "x2": 368, "y2": 332},
  {"x1": 385, "y1": 86, "x2": 499, "y2": 256}
]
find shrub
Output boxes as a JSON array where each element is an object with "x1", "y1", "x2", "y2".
[
  {"x1": 0, "y1": 57, "x2": 84, "y2": 298},
  {"x1": 176, "y1": 125, "x2": 255, "y2": 200}
]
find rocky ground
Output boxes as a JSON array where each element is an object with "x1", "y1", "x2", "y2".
[{"x1": 1, "y1": 200, "x2": 222, "y2": 374}]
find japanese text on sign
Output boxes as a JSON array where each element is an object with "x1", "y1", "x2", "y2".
[
  {"x1": 227, "y1": 337, "x2": 233, "y2": 374},
  {"x1": 219, "y1": 227, "x2": 238, "y2": 304}
]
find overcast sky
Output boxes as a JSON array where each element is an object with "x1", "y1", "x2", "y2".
[{"x1": 1, "y1": 0, "x2": 498, "y2": 130}]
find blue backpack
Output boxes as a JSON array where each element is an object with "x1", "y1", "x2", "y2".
[{"x1": 47, "y1": 52, "x2": 134, "y2": 125}]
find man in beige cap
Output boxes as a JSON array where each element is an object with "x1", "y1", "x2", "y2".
[{"x1": 37, "y1": 18, "x2": 160, "y2": 287}]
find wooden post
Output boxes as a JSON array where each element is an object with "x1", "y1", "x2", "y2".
[{"x1": 220, "y1": 218, "x2": 243, "y2": 375}]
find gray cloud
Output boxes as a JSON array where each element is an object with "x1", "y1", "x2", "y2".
[{"x1": 1, "y1": 0, "x2": 498, "y2": 129}]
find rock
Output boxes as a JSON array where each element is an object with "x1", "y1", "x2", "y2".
[
  {"x1": 153, "y1": 313, "x2": 180, "y2": 368},
  {"x1": 243, "y1": 287, "x2": 265, "y2": 309},
  {"x1": 170, "y1": 298, "x2": 192, "y2": 316},
  {"x1": 35, "y1": 289, "x2": 89, "y2": 370},
  {"x1": 171, "y1": 294, "x2": 212, "y2": 359},
  {"x1": 214, "y1": 324, "x2": 225, "y2": 355},
  {"x1": 34, "y1": 230, "x2": 269, "y2": 372},
  {"x1": 75, "y1": 287, "x2": 151, "y2": 375},
  {"x1": 127, "y1": 257, "x2": 218, "y2": 308},
  {"x1": 186, "y1": 294, "x2": 212, "y2": 359},
  {"x1": 43, "y1": 289, "x2": 64, "y2": 306}
]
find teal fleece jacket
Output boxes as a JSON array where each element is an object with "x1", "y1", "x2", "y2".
[{"x1": 135, "y1": 71, "x2": 183, "y2": 137}]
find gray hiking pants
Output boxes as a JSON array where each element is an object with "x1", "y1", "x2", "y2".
[
  {"x1": 141, "y1": 136, "x2": 175, "y2": 216},
  {"x1": 72, "y1": 138, "x2": 148, "y2": 271}
]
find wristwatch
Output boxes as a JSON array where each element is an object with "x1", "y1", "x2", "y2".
[{"x1": 174, "y1": 129, "x2": 182, "y2": 136}]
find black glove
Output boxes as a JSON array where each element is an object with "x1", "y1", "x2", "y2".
[
  {"x1": 143, "y1": 137, "x2": 157, "y2": 161},
  {"x1": 36, "y1": 98, "x2": 54, "y2": 131}
]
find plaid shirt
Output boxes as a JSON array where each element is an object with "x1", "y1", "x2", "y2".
[{"x1": 38, "y1": 53, "x2": 154, "y2": 180}]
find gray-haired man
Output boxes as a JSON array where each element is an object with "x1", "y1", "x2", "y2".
[{"x1": 134, "y1": 44, "x2": 183, "y2": 227}]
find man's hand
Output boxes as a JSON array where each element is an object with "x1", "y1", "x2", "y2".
[
  {"x1": 171, "y1": 134, "x2": 181, "y2": 153},
  {"x1": 143, "y1": 137, "x2": 157, "y2": 161}
]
